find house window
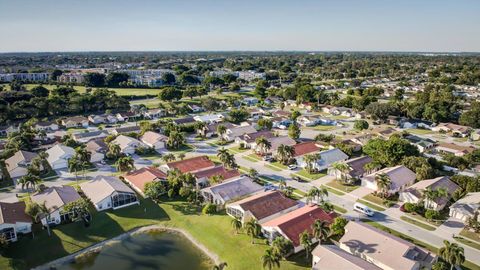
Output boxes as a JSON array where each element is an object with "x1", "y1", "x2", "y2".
[
  {"x1": 0, "y1": 228, "x2": 15, "y2": 241},
  {"x1": 112, "y1": 192, "x2": 137, "y2": 208}
]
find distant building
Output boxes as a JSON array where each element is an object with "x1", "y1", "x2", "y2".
[{"x1": 0, "y1": 73, "x2": 49, "y2": 82}]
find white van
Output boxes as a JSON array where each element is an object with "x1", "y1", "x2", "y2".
[{"x1": 353, "y1": 202, "x2": 375, "y2": 217}]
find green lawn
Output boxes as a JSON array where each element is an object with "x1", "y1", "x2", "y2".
[
  {"x1": 0, "y1": 197, "x2": 310, "y2": 270},
  {"x1": 325, "y1": 180, "x2": 359, "y2": 193},
  {"x1": 458, "y1": 229, "x2": 480, "y2": 250},
  {"x1": 400, "y1": 216, "x2": 436, "y2": 231},
  {"x1": 310, "y1": 125, "x2": 337, "y2": 131},
  {"x1": 405, "y1": 212, "x2": 443, "y2": 227},
  {"x1": 22, "y1": 84, "x2": 163, "y2": 97},
  {"x1": 322, "y1": 185, "x2": 346, "y2": 196},
  {"x1": 246, "y1": 153, "x2": 262, "y2": 161},
  {"x1": 293, "y1": 169, "x2": 326, "y2": 181},
  {"x1": 265, "y1": 164, "x2": 282, "y2": 171},
  {"x1": 406, "y1": 128, "x2": 433, "y2": 135},
  {"x1": 226, "y1": 146, "x2": 249, "y2": 154},
  {"x1": 270, "y1": 161, "x2": 289, "y2": 170}
]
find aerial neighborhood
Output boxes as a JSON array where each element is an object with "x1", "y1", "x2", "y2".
[{"x1": 0, "y1": 51, "x2": 479, "y2": 270}]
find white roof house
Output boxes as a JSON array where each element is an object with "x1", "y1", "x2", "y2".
[
  {"x1": 449, "y1": 192, "x2": 480, "y2": 222},
  {"x1": 5, "y1": 150, "x2": 38, "y2": 180},
  {"x1": 223, "y1": 125, "x2": 257, "y2": 142},
  {"x1": 30, "y1": 186, "x2": 82, "y2": 225},
  {"x1": 362, "y1": 165, "x2": 416, "y2": 194},
  {"x1": 112, "y1": 135, "x2": 146, "y2": 154},
  {"x1": 140, "y1": 131, "x2": 168, "y2": 151},
  {"x1": 312, "y1": 245, "x2": 382, "y2": 270},
  {"x1": 399, "y1": 176, "x2": 459, "y2": 211},
  {"x1": 297, "y1": 148, "x2": 348, "y2": 172},
  {"x1": 45, "y1": 144, "x2": 75, "y2": 170},
  {"x1": 201, "y1": 176, "x2": 263, "y2": 205},
  {"x1": 80, "y1": 176, "x2": 139, "y2": 211},
  {"x1": 193, "y1": 114, "x2": 224, "y2": 124}
]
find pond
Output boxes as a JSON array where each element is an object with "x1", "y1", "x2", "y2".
[{"x1": 58, "y1": 230, "x2": 214, "y2": 270}]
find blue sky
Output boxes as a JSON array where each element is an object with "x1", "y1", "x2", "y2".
[{"x1": 0, "y1": 0, "x2": 479, "y2": 52}]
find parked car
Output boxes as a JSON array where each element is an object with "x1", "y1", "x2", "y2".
[
  {"x1": 288, "y1": 164, "x2": 297, "y2": 170},
  {"x1": 353, "y1": 202, "x2": 375, "y2": 217},
  {"x1": 263, "y1": 155, "x2": 273, "y2": 161}
]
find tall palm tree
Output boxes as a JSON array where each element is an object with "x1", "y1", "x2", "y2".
[
  {"x1": 439, "y1": 240, "x2": 465, "y2": 270},
  {"x1": 217, "y1": 148, "x2": 230, "y2": 164},
  {"x1": 162, "y1": 153, "x2": 176, "y2": 163},
  {"x1": 167, "y1": 131, "x2": 186, "y2": 149},
  {"x1": 312, "y1": 219, "x2": 330, "y2": 245},
  {"x1": 107, "y1": 143, "x2": 121, "y2": 159},
  {"x1": 75, "y1": 146, "x2": 91, "y2": 163},
  {"x1": 283, "y1": 186, "x2": 294, "y2": 198},
  {"x1": 195, "y1": 121, "x2": 207, "y2": 137},
  {"x1": 303, "y1": 154, "x2": 320, "y2": 174},
  {"x1": 261, "y1": 248, "x2": 281, "y2": 270},
  {"x1": 375, "y1": 173, "x2": 391, "y2": 198},
  {"x1": 278, "y1": 179, "x2": 287, "y2": 190},
  {"x1": 331, "y1": 162, "x2": 350, "y2": 184},
  {"x1": 68, "y1": 156, "x2": 82, "y2": 183},
  {"x1": 249, "y1": 169, "x2": 259, "y2": 180},
  {"x1": 18, "y1": 173, "x2": 41, "y2": 191},
  {"x1": 217, "y1": 124, "x2": 227, "y2": 141},
  {"x1": 271, "y1": 236, "x2": 293, "y2": 259},
  {"x1": 115, "y1": 156, "x2": 135, "y2": 172},
  {"x1": 276, "y1": 144, "x2": 295, "y2": 165},
  {"x1": 244, "y1": 219, "x2": 261, "y2": 244},
  {"x1": 299, "y1": 230, "x2": 312, "y2": 259},
  {"x1": 231, "y1": 217, "x2": 242, "y2": 235},
  {"x1": 255, "y1": 136, "x2": 271, "y2": 156},
  {"x1": 36, "y1": 202, "x2": 51, "y2": 236}
]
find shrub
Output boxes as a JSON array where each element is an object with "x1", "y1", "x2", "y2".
[
  {"x1": 202, "y1": 203, "x2": 217, "y2": 215},
  {"x1": 425, "y1": 209, "x2": 440, "y2": 220},
  {"x1": 403, "y1": 203, "x2": 417, "y2": 213}
]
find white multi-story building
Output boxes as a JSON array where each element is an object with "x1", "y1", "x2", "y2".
[
  {"x1": 0, "y1": 73, "x2": 49, "y2": 82},
  {"x1": 234, "y1": 70, "x2": 266, "y2": 81},
  {"x1": 58, "y1": 73, "x2": 85, "y2": 84}
]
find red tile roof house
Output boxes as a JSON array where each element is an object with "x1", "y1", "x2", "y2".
[
  {"x1": 193, "y1": 165, "x2": 241, "y2": 188},
  {"x1": 122, "y1": 167, "x2": 167, "y2": 197},
  {"x1": 160, "y1": 155, "x2": 215, "y2": 174},
  {"x1": 361, "y1": 165, "x2": 416, "y2": 194},
  {"x1": 261, "y1": 205, "x2": 337, "y2": 253},
  {"x1": 0, "y1": 201, "x2": 33, "y2": 242},
  {"x1": 226, "y1": 190, "x2": 299, "y2": 224}
]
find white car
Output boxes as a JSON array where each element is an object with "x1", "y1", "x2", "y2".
[
  {"x1": 288, "y1": 164, "x2": 297, "y2": 170},
  {"x1": 353, "y1": 202, "x2": 375, "y2": 217}
]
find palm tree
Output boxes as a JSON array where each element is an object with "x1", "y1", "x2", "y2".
[
  {"x1": 115, "y1": 156, "x2": 135, "y2": 172},
  {"x1": 375, "y1": 173, "x2": 391, "y2": 198},
  {"x1": 249, "y1": 168, "x2": 259, "y2": 181},
  {"x1": 283, "y1": 186, "x2": 294, "y2": 198},
  {"x1": 299, "y1": 230, "x2": 312, "y2": 259},
  {"x1": 162, "y1": 153, "x2": 176, "y2": 163},
  {"x1": 18, "y1": 173, "x2": 41, "y2": 191},
  {"x1": 278, "y1": 179, "x2": 287, "y2": 190},
  {"x1": 217, "y1": 124, "x2": 227, "y2": 141},
  {"x1": 312, "y1": 220, "x2": 330, "y2": 245},
  {"x1": 231, "y1": 217, "x2": 242, "y2": 234},
  {"x1": 276, "y1": 144, "x2": 295, "y2": 165},
  {"x1": 423, "y1": 187, "x2": 448, "y2": 210},
  {"x1": 36, "y1": 202, "x2": 51, "y2": 236},
  {"x1": 303, "y1": 154, "x2": 319, "y2": 174},
  {"x1": 244, "y1": 219, "x2": 261, "y2": 244},
  {"x1": 195, "y1": 122, "x2": 207, "y2": 137},
  {"x1": 177, "y1": 153, "x2": 186, "y2": 160},
  {"x1": 212, "y1": 262, "x2": 228, "y2": 270},
  {"x1": 167, "y1": 131, "x2": 186, "y2": 149},
  {"x1": 439, "y1": 240, "x2": 465, "y2": 270},
  {"x1": 255, "y1": 136, "x2": 271, "y2": 156},
  {"x1": 261, "y1": 248, "x2": 281, "y2": 270},
  {"x1": 331, "y1": 162, "x2": 350, "y2": 184},
  {"x1": 306, "y1": 187, "x2": 328, "y2": 204},
  {"x1": 217, "y1": 148, "x2": 230, "y2": 164},
  {"x1": 107, "y1": 143, "x2": 122, "y2": 159},
  {"x1": 75, "y1": 146, "x2": 91, "y2": 163},
  {"x1": 68, "y1": 156, "x2": 82, "y2": 183},
  {"x1": 271, "y1": 236, "x2": 293, "y2": 259}
]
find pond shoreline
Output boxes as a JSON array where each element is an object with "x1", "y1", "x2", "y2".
[{"x1": 33, "y1": 225, "x2": 221, "y2": 270}]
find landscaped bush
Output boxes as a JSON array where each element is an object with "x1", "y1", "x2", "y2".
[
  {"x1": 425, "y1": 209, "x2": 441, "y2": 221},
  {"x1": 135, "y1": 146, "x2": 156, "y2": 155},
  {"x1": 202, "y1": 203, "x2": 217, "y2": 215},
  {"x1": 403, "y1": 203, "x2": 417, "y2": 213}
]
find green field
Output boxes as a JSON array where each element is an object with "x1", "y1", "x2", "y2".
[
  {"x1": 293, "y1": 169, "x2": 326, "y2": 181},
  {"x1": 400, "y1": 216, "x2": 436, "y2": 231},
  {"x1": 17, "y1": 83, "x2": 163, "y2": 97},
  {"x1": 325, "y1": 180, "x2": 360, "y2": 193},
  {"x1": 0, "y1": 197, "x2": 309, "y2": 270}
]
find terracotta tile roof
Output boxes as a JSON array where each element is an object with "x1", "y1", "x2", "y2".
[
  {"x1": 167, "y1": 156, "x2": 215, "y2": 173},
  {"x1": 0, "y1": 201, "x2": 32, "y2": 224},
  {"x1": 233, "y1": 190, "x2": 298, "y2": 220},
  {"x1": 240, "y1": 131, "x2": 275, "y2": 143},
  {"x1": 123, "y1": 167, "x2": 167, "y2": 193},
  {"x1": 193, "y1": 166, "x2": 240, "y2": 181},
  {"x1": 140, "y1": 131, "x2": 167, "y2": 145},
  {"x1": 86, "y1": 139, "x2": 108, "y2": 153},
  {"x1": 262, "y1": 205, "x2": 336, "y2": 246},
  {"x1": 293, "y1": 141, "x2": 321, "y2": 157}
]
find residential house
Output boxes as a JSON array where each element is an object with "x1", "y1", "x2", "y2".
[
  {"x1": 193, "y1": 165, "x2": 240, "y2": 188},
  {"x1": 35, "y1": 121, "x2": 59, "y2": 133},
  {"x1": 198, "y1": 122, "x2": 235, "y2": 138},
  {"x1": 297, "y1": 115, "x2": 321, "y2": 127},
  {"x1": 399, "y1": 176, "x2": 459, "y2": 211},
  {"x1": 5, "y1": 150, "x2": 38, "y2": 180},
  {"x1": 270, "y1": 117, "x2": 292, "y2": 130},
  {"x1": 46, "y1": 144, "x2": 75, "y2": 170},
  {"x1": 123, "y1": 167, "x2": 167, "y2": 197},
  {"x1": 188, "y1": 104, "x2": 204, "y2": 113},
  {"x1": 247, "y1": 108, "x2": 265, "y2": 120},
  {"x1": 0, "y1": 202, "x2": 32, "y2": 242},
  {"x1": 201, "y1": 176, "x2": 263, "y2": 205},
  {"x1": 297, "y1": 148, "x2": 348, "y2": 172},
  {"x1": 371, "y1": 127, "x2": 398, "y2": 139},
  {"x1": 111, "y1": 126, "x2": 141, "y2": 136},
  {"x1": 242, "y1": 97, "x2": 259, "y2": 106},
  {"x1": 327, "y1": 156, "x2": 373, "y2": 182},
  {"x1": 449, "y1": 192, "x2": 480, "y2": 222},
  {"x1": 338, "y1": 221, "x2": 436, "y2": 270},
  {"x1": 292, "y1": 141, "x2": 322, "y2": 159},
  {"x1": 30, "y1": 186, "x2": 82, "y2": 226},
  {"x1": 72, "y1": 130, "x2": 108, "y2": 143},
  {"x1": 311, "y1": 245, "x2": 382, "y2": 270},
  {"x1": 235, "y1": 130, "x2": 275, "y2": 149},
  {"x1": 400, "y1": 119, "x2": 434, "y2": 129},
  {"x1": 362, "y1": 165, "x2": 416, "y2": 194},
  {"x1": 88, "y1": 115, "x2": 108, "y2": 125},
  {"x1": 111, "y1": 135, "x2": 146, "y2": 155},
  {"x1": 140, "y1": 131, "x2": 167, "y2": 152},
  {"x1": 432, "y1": 123, "x2": 471, "y2": 137},
  {"x1": 85, "y1": 139, "x2": 107, "y2": 163},
  {"x1": 435, "y1": 142, "x2": 476, "y2": 157},
  {"x1": 173, "y1": 117, "x2": 196, "y2": 126},
  {"x1": 270, "y1": 110, "x2": 290, "y2": 118},
  {"x1": 80, "y1": 176, "x2": 139, "y2": 211},
  {"x1": 143, "y1": 109, "x2": 165, "y2": 120},
  {"x1": 61, "y1": 116, "x2": 89, "y2": 128},
  {"x1": 161, "y1": 155, "x2": 215, "y2": 174},
  {"x1": 193, "y1": 114, "x2": 224, "y2": 124},
  {"x1": 347, "y1": 134, "x2": 374, "y2": 146},
  {"x1": 116, "y1": 112, "x2": 140, "y2": 122},
  {"x1": 405, "y1": 135, "x2": 436, "y2": 153},
  {"x1": 261, "y1": 205, "x2": 336, "y2": 253},
  {"x1": 267, "y1": 136, "x2": 297, "y2": 156},
  {"x1": 223, "y1": 125, "x2": 257, "y2": 142},
  {"x1": 226, "y1": 190, "x2": 299, "y2": 224}
]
